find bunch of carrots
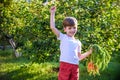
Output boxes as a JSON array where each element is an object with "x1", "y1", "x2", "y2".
[
  {"x1": 87, "y1": 61, "x2": 99, "y2": 75},
  {"x1": 86, "y1": 44, "x2": 111, "y2": 76}
]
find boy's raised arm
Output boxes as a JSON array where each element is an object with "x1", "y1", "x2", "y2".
[{"x1": 50, "y1": 6, "x2": 60, "y2": 37}]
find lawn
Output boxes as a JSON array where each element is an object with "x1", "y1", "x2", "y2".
[{"x1": 0, "y1": 49, "x2": 119, "y2": 80}]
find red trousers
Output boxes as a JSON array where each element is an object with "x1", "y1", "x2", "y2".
[{"x1": 58, "y1": 62, "x2": 79, "y2": 80}]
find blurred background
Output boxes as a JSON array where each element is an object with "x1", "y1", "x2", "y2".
[{"x1": 0, "y1": 0, "x2": 120, "y2": 80}]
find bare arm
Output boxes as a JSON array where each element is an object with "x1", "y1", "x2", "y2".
[
  {"x1": 78, "y1": 48, "x2": 92, "y2": 61},
  {"x1": 50, "y1": 6, "x2": 60, "y2": 37}
]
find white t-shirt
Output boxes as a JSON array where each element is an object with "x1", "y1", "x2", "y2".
[{"x1": 57, "y1": 33, "x2": 82, "y2": 65}]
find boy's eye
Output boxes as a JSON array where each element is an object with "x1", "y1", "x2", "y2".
[{"x1": 73, "y1": 27, "x2": 76, "y2": 29}]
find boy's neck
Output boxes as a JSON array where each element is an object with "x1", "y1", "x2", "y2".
[{"x1": 66, "y1": 34, "x2": 75, "y2": 39}]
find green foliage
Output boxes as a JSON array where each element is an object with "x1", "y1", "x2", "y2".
[
  {"x1": 0, "y1": 0, "x2": 119, "y2": 63},
  {"x1": 0, "y1": 0, "x2": 13, "y2": 7}
]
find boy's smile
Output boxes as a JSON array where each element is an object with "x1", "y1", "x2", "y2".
[{"x1": 64, "y1": 26, "x2": 77, "y2": 37}]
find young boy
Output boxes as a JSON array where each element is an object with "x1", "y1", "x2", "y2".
[{"x1": 50, "y1": 6, "x2": 92, "y2": 80}]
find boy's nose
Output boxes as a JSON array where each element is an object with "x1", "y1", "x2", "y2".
[{"x1": 71, "y1": 28, "x2": 76, "y2": 31}]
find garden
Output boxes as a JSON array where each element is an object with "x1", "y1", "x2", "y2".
[{"x1": 0, "y1": 0, "x2": 120, "y2": 80}]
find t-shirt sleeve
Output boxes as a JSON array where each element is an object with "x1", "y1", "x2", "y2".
[
  {"x1": 78, "y1": 40, "x2": 82, "y2": 53},
  {"x1": 57, "y1": 32, "x2": 65, "y2": 40}
]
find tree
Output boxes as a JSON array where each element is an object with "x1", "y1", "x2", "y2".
[{"x1": 1, "y1": 0, "x2": 119, "y2": 63}]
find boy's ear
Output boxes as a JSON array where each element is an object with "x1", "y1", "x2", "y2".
[{"x1": 63, "y1": 27, "x2": 66, "y2": 32}]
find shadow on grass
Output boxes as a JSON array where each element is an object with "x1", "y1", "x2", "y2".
[
  {"x1": 0, "y1": 53, "x2": 30, "y2": 64},
  {"x1": 102, "y1": 62, "x2": 120, "y2": 80},
  {"x1": 0, "y1": 49, "x2": 13, "y2": 57}
]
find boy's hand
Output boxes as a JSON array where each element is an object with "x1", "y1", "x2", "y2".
[{"x1": 50, "y1": 6, "x2": 56, "y2": 13}]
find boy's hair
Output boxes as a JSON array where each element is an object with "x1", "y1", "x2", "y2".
[{"x1": 63, "y1": 17, "x2": 77, "y2": 28}]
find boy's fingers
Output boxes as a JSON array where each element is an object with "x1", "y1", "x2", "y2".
[
  {"x1": 51, "y1": 7, "x2": 55, "y2": 10},
  {"x1": 51, "y1": 6, "x2": 56, "y2": 10},
  {"x1": 90, "y1": 48, "x2": 93, "y2": 53}
]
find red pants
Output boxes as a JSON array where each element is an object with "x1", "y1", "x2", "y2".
[{"x1": 58, "y1": 62, "x2": 79, "y2": 80}]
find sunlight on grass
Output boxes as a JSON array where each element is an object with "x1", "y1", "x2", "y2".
[
  {"x1": 0, "y1": 54, "x2": 59, "y2": 80},
  {"x1": 27, "y1": 62, "x2": 58, "y2": 80}
]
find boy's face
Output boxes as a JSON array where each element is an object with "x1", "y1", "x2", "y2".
[{"x1": 64, "y1": 26, "x2": 77, "y2": 37}]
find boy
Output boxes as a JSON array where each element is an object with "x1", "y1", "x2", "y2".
[{"x1": 50, "y1": 6, "x2": 92, "y2": 80}]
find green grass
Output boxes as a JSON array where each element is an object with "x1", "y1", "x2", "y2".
[
  {"x1": 0, "y1": 49, "x2": 120, "y2": 80},
  {"x1": 0, "y1": 50, "x2": 58, "y2": 80}
]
